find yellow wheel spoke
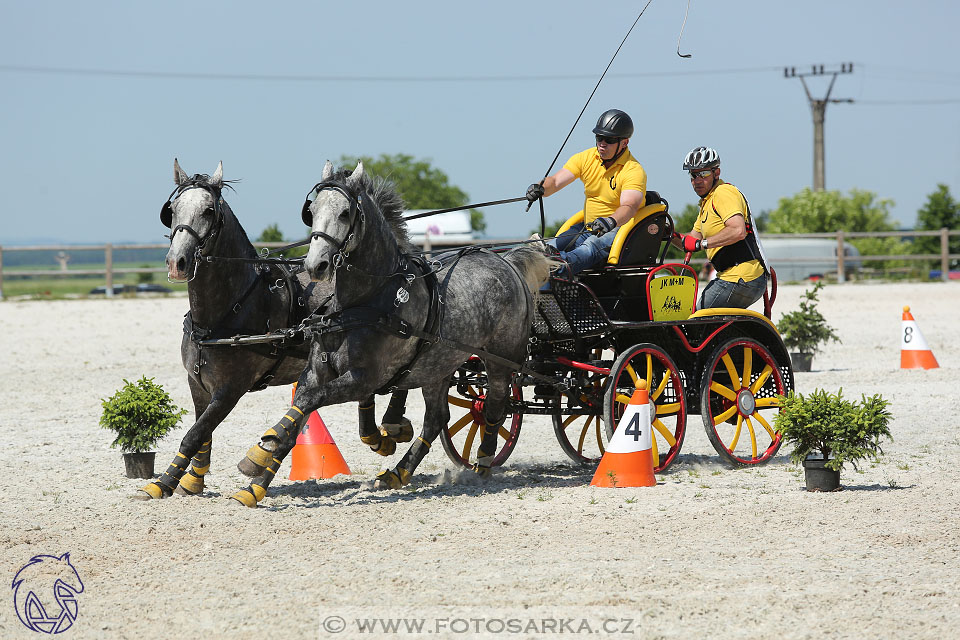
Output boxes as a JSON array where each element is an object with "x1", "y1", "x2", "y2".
[
  {"x1": 593, "y1": 416, "x2": 604, "y2": 452},
  {"x1": 656, "y1": 402, "x2": 681, "y2": 416},
  {"x1": 447, "y1": 413, "x2": 474, "y2": 437},
  {"x1": 576, "y1": 416, "x2": 591, "y2": 454},
  {"x1": 460, "y1": 421, "x2": 480, "y2": 461},
  {"x1": 498, "y1": 425, "x2": 513, "y2": 440},
  {"x1": 729, "y1": 414, "x2": 743, "y2": 450},
  {"x1": 722, "y1": 353, "x2": 741, "y2": 389},
  {"x1": 561, "y1": 414, "x2": 579, "y2": 429},
  {"x1": 742, "y1": 347, "x2": 753, "y2": 389},
  {"x1": 651, "y1": 423, "x2": 660, "y2": 462},
  {"x1": 644, "y1": 353, "x2": 653, "y2": 391},
  {"x1": 625, "y1": 363, "x2": 640, "y2": 387},
  {"x1": 448, "y1": 395, "x2": 473, "y2": 409},
  {"x1": 653, "y1": 370, "x2": 670, "y2": 401},
  {"x1": 710, "y1": 382, "x2": 737, "y2": 401},
  {"x1": 615, "y1": 392, "x2": 633, "y2": 405},
  {"x1": 714, "y1": 405, "x2": 738, "y2": 427},
  {"x1": 750, "y1": 366, "x2": 773, "y2": 394},
  {"x1": 754, "y1": 412, "x2": 776, "y2": 439},
  {"x1": 745, "y1": 417, "x2": 758, "y2": 458},
  {"x1": 652, "y1": 418, "x2": 677, "y2": 447},
  {"x1": 755, "y1": 397, "x2": 780, "y2": 408}
]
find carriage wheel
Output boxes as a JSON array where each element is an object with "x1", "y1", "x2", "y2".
[
  {"x1": 551, "y1": 349, "x2": 611, "y2": 465},
  {"x1": 440, "y1": 357, "x2": 522, "y2": 469},
  {"x1": 700, "y1": 337, "x2": 785, "y2": 467},
  {"x1": 602, "y1": 343, "x2": 686, "y2": 473}
]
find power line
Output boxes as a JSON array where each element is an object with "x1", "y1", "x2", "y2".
[
  {"x1": 0, "y1": 63, "x2": 780, "y2": 83},
  {"x1": 856, "y1": 98, "x2": 960, "y2": 105}
]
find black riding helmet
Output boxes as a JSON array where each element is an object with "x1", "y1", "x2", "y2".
[{"x1": 592, "y1": 109, "x2": 634, "y2": 140}]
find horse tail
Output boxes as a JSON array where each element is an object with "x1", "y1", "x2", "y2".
[{"x1": 502, "y1": 246, "x2": 560, "y2": 293}]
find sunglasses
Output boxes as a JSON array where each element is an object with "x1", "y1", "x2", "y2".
[
  {"x1": 595, "y1": 135, "x2": 621, "y2": 145},
  {"x1": 689, "y1": 169, "x2": 714, "y2": 180}
]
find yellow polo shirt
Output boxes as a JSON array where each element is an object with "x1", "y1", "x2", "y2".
[
  {"x1": 563, "y1": 147, "x2": 646, "y2": 224},
  {"x1": 693, "y1": 180, "x2": 764, "y2": 283}
]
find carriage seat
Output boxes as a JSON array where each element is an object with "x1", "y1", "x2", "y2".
[{"x1": 554, "y1": 190, "x2": 673, "y2": 267}]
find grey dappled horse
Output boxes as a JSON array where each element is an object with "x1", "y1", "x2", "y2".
[
  {"x1": 138, "y1": 160, "x2": 410, "y2": 501},
  {"x1": 232, "y1": 161, "x2": 553, "y2": 506}
]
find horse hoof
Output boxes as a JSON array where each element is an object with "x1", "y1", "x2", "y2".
[
  {"x1": 381, "y1": 418, "x2": 413, "y2": 443},
  {"x1": 374, "y1": 468, "x2": 410, "y2": 490},
  {"x1": 229, "y1": 486, "x2": 264, "y2": 508},
  {"x1": 471, "y1": 464, "x2": 492, "y2": 478},
  {"x1": 237, "y1": 446, "x2": 270, "y2": 477},
  {"x1": 375, "y1": 438, "x2": 397, "y2": 457},
  {"x1": 134, "y1": 482, "x2": 167, "y2": 500},
  {"x1": 175, "y1": 473, "x2": 204, "y2": 495}
]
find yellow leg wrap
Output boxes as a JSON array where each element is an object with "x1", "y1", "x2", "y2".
[
  {"x1": 244, "y1": 444, "x2": 273, "y2": 468},
  {"x1": 178, "y1": 472, "x2": 204, "y2": 494},
  {"x1": 375, "y1": 470, "x2": 404, "y2": 489},
  {"x1": 230, "y1": 488, "x2": 259, "y2": 508},
  {"x1": 139, "y1": 483, "x2": 164, "y2": 499},
  {"x1": 192, "y1": 464, "x2": 210, "y2": 475},
  {"x1": 472, "y1": 464, "x2": 492, "y2": 478},
  {"x1": 397, "y1": 468, "x2": 411, "y2": 485}
]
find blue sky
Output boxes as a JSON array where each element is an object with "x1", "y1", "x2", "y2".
[{"x1": 2, "y1": 0, "x2": 958, "y2": 244}]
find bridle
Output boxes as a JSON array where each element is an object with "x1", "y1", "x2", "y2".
[
  {"x1": 160, "y1": 178, "x2": 226, "y2": 282},
  {"x1": 301, "y1": 180, "x2": 364, "y2": 271}
]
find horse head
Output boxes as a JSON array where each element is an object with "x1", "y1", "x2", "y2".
[
  {"x1": 303, "y1": 160, "x2": 366, "y2": 282},
  {"x1": 162, "y1": 159, "x2": 226, "y2": 281}
]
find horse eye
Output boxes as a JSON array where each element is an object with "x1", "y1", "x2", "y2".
[
  {"x1": 338, "y1": 208, "x2": 350, "y2": 220},
  {"x1": 203, "y1": 206, "x2": 215, "y2": 215}
]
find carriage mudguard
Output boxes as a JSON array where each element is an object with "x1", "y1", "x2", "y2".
[
  {"x1": 687, "y1": 307, "x2": 779, "y2": 334},
  {"x1": 556, "y1": 211, "x2": 585, "y2": 236}
]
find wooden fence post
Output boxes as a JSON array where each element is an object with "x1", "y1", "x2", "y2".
[
  {"x1": 941, "y1": 227, "x2": 950, "y2": 281},
  {"x1": 105, "y1": 243, "x2": 114, "y2": 297},
  {"x1": 836, "y1": 230, "x2": 846, "y2": 283}
]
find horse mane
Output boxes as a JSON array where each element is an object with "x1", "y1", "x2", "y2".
[{"x1": 332, "y1": 168, "x2": 413, "y2": 253}]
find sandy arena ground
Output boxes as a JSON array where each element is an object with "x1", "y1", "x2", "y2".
[{"x1": 1, "y1": 282, "x2": 958, "y2": 639}]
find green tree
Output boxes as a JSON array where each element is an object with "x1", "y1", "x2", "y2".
[
  {"x1": 338, "y1": 153, "x2": 485, "y2": 234},
  {"x1": 766, "y1": 188, "x2": 909, "y2": 272},
  {"x1": 257, "y1": 224, "x2": 285, "y2": 243},
  {"x1": 915, "y1": 184, "x2": 960, "y2": 269}
]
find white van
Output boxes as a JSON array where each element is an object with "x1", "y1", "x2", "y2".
[
  {"x1": 405, "y1": 210, "x2": 475, "y2": 248},
  {"x1": 760, "y1": 238, "x2": 861, "y2": 282}
]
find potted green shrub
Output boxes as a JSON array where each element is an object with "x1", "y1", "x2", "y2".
[
  {"x1": 775, "y1": 388, "x2": 892, "y2": 491},
  {"x1": 100, "y1": 376, "x2": 187, "y2": 479},
  {"x1": 777, "y1": 281, "x2": 840, "y2": 371}
]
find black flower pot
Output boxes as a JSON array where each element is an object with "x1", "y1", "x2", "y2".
[
  {"x1": 790, "y1": 352, "x2": 814, "y2": 372},
  {"x1": 122, "y1": 452, "x2": 156, "y2": 479},
  {"x1": 802, "y1": 457, "x2": 840, "y2": 492}
]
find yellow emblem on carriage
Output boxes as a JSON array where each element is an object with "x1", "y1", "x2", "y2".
[{"x1": 648, "y1": 275, "x2": 696, "y2": 321}]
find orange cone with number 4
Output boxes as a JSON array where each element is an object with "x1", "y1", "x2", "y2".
[
  {"x1": 591, "y1": 381, "x2": 656, "y2": 488},
  {"x1": 288, "y1": 386, "x2": 351, "y2": 480},
  {"x1": 901, "y1": 306, "x2": 939, "y2": 369}
]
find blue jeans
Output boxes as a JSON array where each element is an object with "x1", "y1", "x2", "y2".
[
  {"x1": 548, "y1": 223, "x2": 617, "y2": 276},
  {"x1": 699, "y1": 274, "x2": 767, "y2": 310}
]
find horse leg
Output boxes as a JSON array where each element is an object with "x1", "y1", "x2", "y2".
[
  {"x1": 230, "y1": 435, "x2": 297, "y2": 508},
  {"x1": 380, "y1": 389, "x2": 413, "y2": 444},
  {"x1": 472, "y1": 364, "x2": 513, "y2": 478},
  {"x1": 138, "y1": 384, "x2": 242, "y2": 500},
  {"x1": 374, "y1": 380, "x2": 449, "y2": 489},
  {"x1": 358, "y1": 395, "x2": 396, "y2": 456},
  {"x1": 357, "y1": 390, "x2": 412, "y2": 456}
]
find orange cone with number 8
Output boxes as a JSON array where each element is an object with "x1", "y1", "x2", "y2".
[
  {"x1": 901, "y1": 306, "x2": 939, "y2": 369},
  {"x1": 591, "y1": 381, "x2": 656, "y2": 488}
]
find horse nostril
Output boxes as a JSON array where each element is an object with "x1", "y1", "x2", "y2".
[{"x1": 177, "y1": 257, "x2": 186, "y2": 273}]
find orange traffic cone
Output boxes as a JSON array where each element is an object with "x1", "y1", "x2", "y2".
[
  {"x1": 591, "y1": 381, "x2": 656, "y2": 488},
  {"x1": 288, "y1": 385, "x2": 351, "y2": 480},
  {"x1": 901, "y1": 306, "x2": 939, "y2": 369}
]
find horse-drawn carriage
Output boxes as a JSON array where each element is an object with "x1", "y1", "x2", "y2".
[
  {"x1": 441, "y1": 191, "x2": 794, "y2": 473},
  {"x1": 147, "y1": 160, "x2": 792, "y2": 506}
]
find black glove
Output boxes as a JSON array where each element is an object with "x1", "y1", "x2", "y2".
[
  {"x1": 525, "y1": 183, "x2": 545, "y2": 203},
  {"x1": 587, "y1": 216, "x2": 616, "y2": 236}
]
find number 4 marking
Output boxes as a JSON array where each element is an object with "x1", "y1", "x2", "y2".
[{"x1": 624, "y1": 413, "x2": 644, "y2": 440}]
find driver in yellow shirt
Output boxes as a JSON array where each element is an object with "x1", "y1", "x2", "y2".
[
  {"x1": 525, "y1": 109, "x2": 646, "y2": 276},
  {"x1": 673, "y1": 146, "x2": 768, "y2": 309}
]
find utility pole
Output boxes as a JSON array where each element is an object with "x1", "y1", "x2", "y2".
[{"x1": 784, "y1": 63, "x2": 854, "y2": 191}]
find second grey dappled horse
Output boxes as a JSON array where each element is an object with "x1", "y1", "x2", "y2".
[
  {"x1": 138, "y1": 160, "x2": 410, "y2": 501},
  {"x1": 232, "y1": 161, "x2": 553, "y2": 505}
]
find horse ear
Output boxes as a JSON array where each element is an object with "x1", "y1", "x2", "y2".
[
  {"x1": 174, "y1": 158, "x2": 189, "y2": 185},
  {"x1": 346, "y1": 161, "x2": 364, "y2": 189},
  {"x1": 211, "y1": 161, "x2": 223, "y2": 189},
  {"x1": 322, "y1": 160, "x2": 334, "y2": 181}
]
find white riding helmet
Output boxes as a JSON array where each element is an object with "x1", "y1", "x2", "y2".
[{"x1": 683, "y1": 146, "x2": 720, "y2": 171}]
